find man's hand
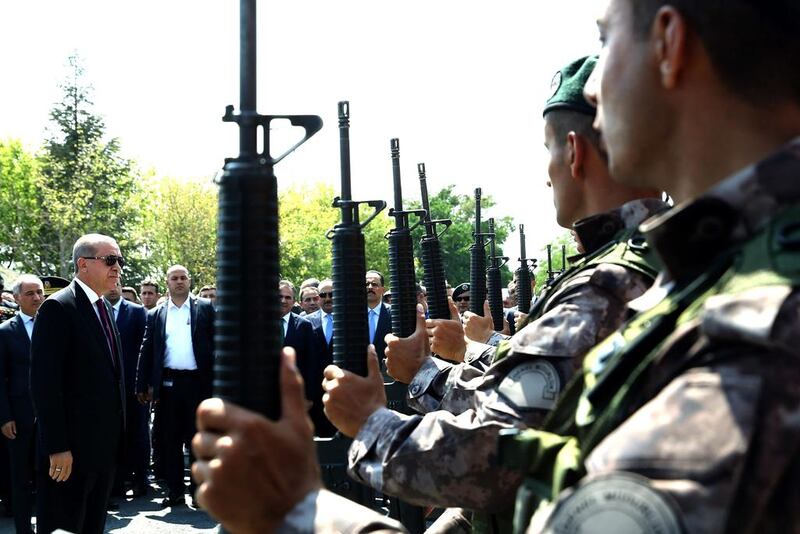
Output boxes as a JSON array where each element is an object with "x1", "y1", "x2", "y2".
[
  {"x1": 428, "y1": 298, "x2": 467, "y2": 362},
  {"x1": 514, "y1": 311, "x2": 528, "y2": 331},
  {"x1": 322, "y1": 346, "x2": 386, "y2": 438},
  {"x1": 1, "y1": 421, "x2": 16, "y2": 440},
  {"x1": 192, "y1": 348, "x2": 321, "y2": 534},
  {"x1": 49, "y1": 450, "x2": 73, "y2": 482},
  {"x1": 384, "y1": 304, "x2": 431, "y2": 383},
  {"x1": 137, "y1": 386, "x2": 155, "y2": 405},
  {"x1": 463, "y1": 300, "x2": 496, "y2": 343}
]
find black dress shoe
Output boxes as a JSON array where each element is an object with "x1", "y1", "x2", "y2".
[
  {"x1": 131, "y1": 483, "x2": 148, "y2": 497},
  {"x1": 107, "y1": 500, "x2": 120, "y2": 511},
  {"x1": 160, "y1": 494, "x2": 185, "y2": 509}
]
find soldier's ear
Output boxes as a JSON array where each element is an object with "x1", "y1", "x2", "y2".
[{"x1": 567, "y1": 132, "x2": 586, "y2": 181}]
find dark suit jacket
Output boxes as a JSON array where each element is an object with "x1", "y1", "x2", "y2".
[
  {"x1": 136, "y1": 295, "x2": 215, "y2": 401},
  {"x1": 282, "y1": 313, "x2": 319, "y2": 406},
  {"x1": 114, "y1": 299, "x2": 147, "y2": 394},
  {"x1": 305, "y1": 309, "x2": 333, "y2": 365},
  {"x1": 0, "y1": 315, "x2": 34, "y2": 431},
  {"x1": 370, "y1": 302, "x2": 392, "y2": 360},
  {"x1": 30, "y1": 281, "x2": 125, "y2": 472}
]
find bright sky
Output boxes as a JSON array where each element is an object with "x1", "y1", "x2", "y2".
[{"x1": 0, "y1": 0, "x2": 601, "y2": 264}]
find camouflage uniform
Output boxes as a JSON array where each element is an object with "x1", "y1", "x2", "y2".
[
  {"x1": 407, "y1": 198, "x2": 666, "y2": 417},
  {"x1": 345, "y1": 199, "x2": 665, "y2": 514},
  {"x1": 504, "y1": 140, "x2": 800, "y2": 533}
]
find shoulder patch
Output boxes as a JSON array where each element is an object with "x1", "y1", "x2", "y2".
[
  {"x1": 497, "y1": 360, "x2": 561, "y2": 411},
  {"x1": 702, "y1": 284, "x2": 792, "y2": 347},
  {"x1": 538, "y1": 472, "x2": 685, "y2": 534}
]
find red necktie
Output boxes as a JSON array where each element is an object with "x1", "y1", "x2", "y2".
[{"x1": 96, "y1": 300, "x2": 121, "y2": 372}]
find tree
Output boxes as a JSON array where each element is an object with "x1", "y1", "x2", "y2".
[
  {"x1": 408, "y1": 185, "x2": 514, "y2": 289},
  {"x1": 534, "y1": 231, "x2": 579, "y2": 292},
  {"x1": 137, "y1": 175, "x2": 218, "y2": 290},
  {"x1": 35, "y1": 53, "x2": 142, "y2": 277},
  {"x1": 0, "y1": 139, "x2": 43, "y2": 270},
  {"x1": 277, "y1": 182, "x2": 393, "y2": 286}
]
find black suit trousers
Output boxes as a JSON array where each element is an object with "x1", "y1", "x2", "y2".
[
  {"x1": 36, "y1": 460, "x2": 116, "y2": 534},
  {"x1": 160, "y1": 370, "x2": 208, "y2": 497},
  {"x1": 7, "y1": 424, "x2": 35, "y2": 533}
]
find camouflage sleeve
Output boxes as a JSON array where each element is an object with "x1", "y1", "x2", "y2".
[
  {"x1": 278, "y1": 489, "x2": 408, "y2": 533},
  {"x1": 544, "y1": 289, "x2": 800, "y2": 533},
  {"x1": 406, "y1": 349, "x2": 494, "y2": 415}
]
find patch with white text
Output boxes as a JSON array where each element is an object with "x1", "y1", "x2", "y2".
[
  {"x1": 497, "y1": 360, "x2": 560, "y2": 411},
  {"x1": 542, "y1": 472, "x2": 685, "y2": 534}
]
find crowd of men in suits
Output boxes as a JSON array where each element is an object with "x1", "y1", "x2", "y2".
[{"x1": 0, "y1": 247, "x2": 493, "y2": 533}]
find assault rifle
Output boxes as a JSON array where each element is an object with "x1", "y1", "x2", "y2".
[
  {"x1": 417, "y1": 163, "x2": 451, "y2": 320},
  {"x1": 213, "y1": 0, "x2": 322, "y2": 419},
  {"x1": 387, "y1": 139, "x2": 425, "y2": 338},
  {"x1": 317, "y1": 102, "x2": 385, "y2": 508},
  {"x1": 486, "y1": 218, "x2": 508, "y2": 331},
  {"x1": 515, "y1": 224, "x2": 535, "y2": 313},
  {"x1": 545, "y1": 244, "x2": 567, "y2": 287},
  {"x1": 469, "y1": 188, "x2": 490, "y2": 315}
]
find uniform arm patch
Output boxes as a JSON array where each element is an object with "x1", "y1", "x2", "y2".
[{"x1": 496, "y1": 359, "x2": 561, "y2": 411}]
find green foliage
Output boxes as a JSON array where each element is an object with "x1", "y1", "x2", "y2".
[
  {"x1": 276, "y1": 183, "x2": 393, "y2": 286},
  {"x1": 35, "y1": 54, "x2": 142, "y2": 278},
  {"x1": 408, "y1": 185, "x2": 514, "y2": 289},
  {"x1": 136, "y1": 175, "x2": 218, "y2": 290},
  {"x1": 0, "y1": 140, "x2": 43, "y2": 270},
  {"x1": 534, "y1": 231, "x2": 579, "y2": 293}
]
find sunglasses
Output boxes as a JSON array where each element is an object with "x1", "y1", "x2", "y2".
[
  {"x1": 454, "y1": 296, "x2": 470, "y2": 302},
  {"x1": 82, "y1": 255, "x2": 125, "y2": 268},
  {"x1": 318, "y1": 292, "x2": 333, "y2": 298}
]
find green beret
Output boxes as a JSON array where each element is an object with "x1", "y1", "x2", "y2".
[{"x1": 543, "y1": 55, "x2": 598, "y2": 117}]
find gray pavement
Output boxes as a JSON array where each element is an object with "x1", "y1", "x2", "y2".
[{"x1": 0, "y1": 481, "x2": 220, "y2": 533}]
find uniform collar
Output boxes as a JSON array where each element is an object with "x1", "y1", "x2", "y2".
[
  {"x1": 642, "y1": 137, "x2": 800, "y2": 282},
  {"x1": 573, "y1": 197, "x2": 668, "y2": 255}
]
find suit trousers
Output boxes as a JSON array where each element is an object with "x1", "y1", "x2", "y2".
[
  {"x1": 7, "y1": 425, "x2": 35, "y2": 533},
  {"x1": 159, "y1": 369, "x2": 208, "y2": 497},
  {"x1": 36, "y1": 463, "x2": 116, "y2": 534},
  {"x1": 123, "y1": 396, "x2": 150, "y2": 488}
]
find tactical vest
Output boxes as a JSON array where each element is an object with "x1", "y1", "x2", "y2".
[
  {"x1": 501, "y1": 204, "x2": 800, "y2": 533},
  {"x1": 493, "y1": 228, "x2": 660, "y2": 366},
  {"x1": 472, "y1": 230, "x2": 661, "y2": 533}
]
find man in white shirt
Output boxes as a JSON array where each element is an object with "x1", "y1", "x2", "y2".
[{"x1": 136, "y1": 265, "x2": 215, "y2": 509}]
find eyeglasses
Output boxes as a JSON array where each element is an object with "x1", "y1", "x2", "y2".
[
  {"x1": 454, "y1": 296, "x2": 470, "y2": 302},
  {"x1": 82, "y1": 255, "x2": 125, "y2": 268},
  {"x1": 318, "y1": 292, "x2": 333, "y2": 298}
]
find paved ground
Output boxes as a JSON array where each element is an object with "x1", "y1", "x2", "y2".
[{"x1": 0, "y1": 480, "x2": 219, "y2": 533}]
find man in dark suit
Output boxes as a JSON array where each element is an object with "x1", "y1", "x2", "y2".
[
  {"x1": 0, "y1": 275, "x2": 43, "y2": 534},
  {"x1": 105, "y1": 281, "x2": 148, "y2": 497},
  {"x1": 366, "y1": 270, "x2": 391, "y2": 361},
  {"x1": 279, "y1": 281, "x2": 328, "y2": 434},
  {"x1": 303, "y1": 279, "x2": 336, "y2": 437},
  {"x1": 30, "y1": 234, "x2": 126, "y2": 534},
  {"x1": 137, "y1": 265, "x2": 214, "y2": 508}
]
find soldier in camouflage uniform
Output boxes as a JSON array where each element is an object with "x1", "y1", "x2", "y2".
[
  {"x1": 499, "y1": 0, "x2": 800, "y2": 531},
  {"x1": 192, "y1": 1, "x2": 800, "y2": 531},
  {"x1": 320, "y1": 57, "x2": 666, "y2": 530}
]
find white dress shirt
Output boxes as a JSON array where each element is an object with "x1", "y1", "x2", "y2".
[
  {"x1": 18, "y1": 311, "x2": 34, "y2": 340},
  {"x1": 320, "y1": 310, "x2": 333, "y2": 344},
  {"x1": 282, "y1": 312, "x2": 292, "y2": 338},
  {"x1": 74, "y1": 277, "x2": 104, "y2": 325},
  {"x1": 164, "y1": 298, "x2": 197, "y2": 370},
  {"x1": 111, "y1": 298, "x2": 122, "y2": 322}
]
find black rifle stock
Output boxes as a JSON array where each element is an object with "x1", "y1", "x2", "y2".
[
  {"x1": 213, "y1": 0, "x2": 322, "y2": 419},
  {"x1": 486, "y1": 218, "x2": 508, "y2": 331},
  {"x1": 387, "y1": 139, "x2": 425, "y2": 338},
  {"x1": 469, "y1": 188, "x2": 489, "y2": 315},
  {"x1": 418, "y1": 163, "x2": 451, "y2": 320},
  {"x1": 515, "y1": 224, "x2": 535, "y2": 313},
  {"x1": 327, "y1": 102, "x2": 386, "y2": 376}
]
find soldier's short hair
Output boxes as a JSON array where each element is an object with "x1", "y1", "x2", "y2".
[
  {"x1": 140, "y1": 278, "x2": 160, "y2": 293},
  {"x1": 72, "y1": 234, "x2": 118, "y2": 272},
  {"x1": 300, "y1": 278, "x2": 320, "y2": 290},
  {"x1": 627, "y1": 0, "x2": 800, "y2": 105},
  {"x1": 12, "y1": 274, "x2": 43, "y2": 296}
]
